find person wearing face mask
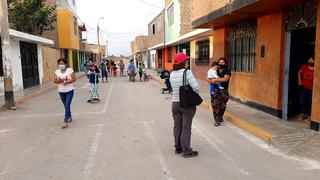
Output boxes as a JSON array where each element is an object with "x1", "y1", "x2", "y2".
[
  {"x1": 207, "y1": 57, "x2": 231, "y2": 127},
  {"x1": 54, "y1": 58, "x2": 77, "y2": 129},
  {"x1": 298, "y1": 57, "x2": 315, "y2": 122}
]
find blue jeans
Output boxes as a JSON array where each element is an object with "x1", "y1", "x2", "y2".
[
  {"x1": 299, "y1": 86, "x2": 312, "y2": 116},
  {"x1": 59, "y1": 90, "x2": 74, "y2": 123}
]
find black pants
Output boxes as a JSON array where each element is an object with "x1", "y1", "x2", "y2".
[
  {"x1": 211, "y1": 90, "x2": 229, "y2": 123},
  {"x1": 299, "y1": 86, "x2": 313, "y2": 116},
  {"x1": 172, "y1": 102, "x2": 196, "y2": 152}
]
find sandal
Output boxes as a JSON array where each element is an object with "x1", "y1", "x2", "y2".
[{"x1": 62, "y1": 124, "x2": 68, "y2": 129}]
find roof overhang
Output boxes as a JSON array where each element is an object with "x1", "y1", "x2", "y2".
[
  {"x1": 192, "y1": 0, "x2": 306, "y2": 29},
  {"x1": 165, "y1": 29, "x2": 213, "y2": 47},
  {"x1": 7, "y1": 29, "x2": 54, "y2": 46},
  {"x1": 148, "y1": 43, "x2": 165, "y2": 50}
]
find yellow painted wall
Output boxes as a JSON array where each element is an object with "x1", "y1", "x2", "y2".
[
  {"x1": 190, "y1": 35, "x2": 214, "y2": 59},
  {"x1": 57, "y1": 8, "x2": 80, "y2": 50},
  {"x1": 69, "y1": 49, "x2": 73, "y2": 69}
]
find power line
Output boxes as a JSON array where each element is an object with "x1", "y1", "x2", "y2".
[{"x1": 137, "y1": 0, "x2": 162, "y2": 8}]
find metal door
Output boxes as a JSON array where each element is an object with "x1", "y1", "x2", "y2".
[{"x1": 20, "y1": 42, "x2": 39, "y2": 89}]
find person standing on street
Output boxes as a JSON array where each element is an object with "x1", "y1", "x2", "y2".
[
  {"x1": 119, "y1": 60, "x2": 125, "y2": 77},
  {"x1": 138, "y1": 63, "x2": 143, "y2": 81},
  {"x1": 54, "y1": 58, "x2": 77, "y2": 129},
  {"x1": 298, "y1": 57, "x2": 315, "y2": 122},
  {"x1": 208, "y1": 57, "x2": 231, "y2": 127},
  {"x1": 170, "y1": 53, "x2": 200, "y2": 158},
  {"x1": 100, "y1": 60, "x2": 108, "y2": 83},
  {"x1": 128, "y1": 60, "x2": 136, "y2": 82}
]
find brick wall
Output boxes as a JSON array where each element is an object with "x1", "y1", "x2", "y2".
[
  {"x1": 42, "y1": 30, "x2": 59, "y2": 48},
  {"x1": 134, "y1": 36, "x2": 149, "y2": 53},
  {"x1": 191, "y1": 0, "x2": 231, "y2": 22},
  {"x1": 42, "y1": 47, "x2": 63, "y2": 83},
  {"x1": 148, "y1": 10, "x2": 165, "y2": 48},
  {"x1": 180, "y1": 0, "x2": 193, "y2": 36}
]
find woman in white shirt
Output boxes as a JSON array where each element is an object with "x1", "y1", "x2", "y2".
[
  {"x1": 170, "y1": 53, "x2": 200, "y2": 158},
  {"x1": 54, "y1": 59, "x2": 77, "y2": 129}
]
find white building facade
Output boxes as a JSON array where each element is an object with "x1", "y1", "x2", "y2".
[{"x1": 0, "y1": 29, "x2": 53, "y2": 95}]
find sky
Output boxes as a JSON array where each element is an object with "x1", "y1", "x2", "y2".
[{"x1": 77, "y1": 0, "x2": 164, "y2": 56}]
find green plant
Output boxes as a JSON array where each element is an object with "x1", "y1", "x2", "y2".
[{"x1": 8, "y1": 0, "x2": 56, "y2": 35}]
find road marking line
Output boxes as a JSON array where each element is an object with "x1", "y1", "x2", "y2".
[
  {"x1": 142, "y1": 122, "x2": 174, "y2": 180},
  {"x1": 83, "y1": 124, "x2": 104, "y2": 179},
  {"x1": 193, "y1": 123, "x2": 250, "y2": 176},
  {"x1": 102, "y1": 78, "x2": 115, "y2": 113},
  {"x1": 89, "y1": 123, "x2": 110, "y2": 127},
  {"x1": 226, "y1": 123, "x2": 320, "y2": 170},
  {"x1": 0, "y1": 129, "x2": 13, "y2": 134}
]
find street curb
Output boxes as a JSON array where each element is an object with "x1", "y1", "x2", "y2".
[
  {"x1": 150, "y1": 75, "x2": 272, "y2": 142},
  {"x1": 200, "y1": 101, "x2": 272, "y2": 142},
  {"x1": 0, "y1": 73, "x2": 86, "y2": 112}
]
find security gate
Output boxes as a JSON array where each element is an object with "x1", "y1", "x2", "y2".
[{"x1": 20, "y1": 42, "x2": 39, "y2": 89}]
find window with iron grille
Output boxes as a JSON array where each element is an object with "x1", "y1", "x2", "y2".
[
  {"x1": 228, "y1": 21, "x2": 257, "y2": 73},
  {"x1": 196, "y1": 39, "x2": 210, "y2": 65},
  {"x1": 168, "y1": 47, "x2": 172, "y2": 63}
]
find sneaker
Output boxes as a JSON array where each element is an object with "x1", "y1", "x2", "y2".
[
  {"x1": 183, "y1": 151, "x2": 198, "y2": 158},
  {"x1": 214, "y1": 122, "x2": 221, "y2": 127}
]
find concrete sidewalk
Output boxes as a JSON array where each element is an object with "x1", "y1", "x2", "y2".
[
  {"x1": 0, "y1": 72, "x2": 86, "y2": 111},
  {"x1": 148, "y1": 69, "x2": 320, "y2": 161}
]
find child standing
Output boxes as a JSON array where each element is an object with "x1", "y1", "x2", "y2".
[
  {"x1": 138, "y1": 63, "x2": 143, "y2": 81},
  {"x1": 142, "y1": 64, "x2": 149, "y2": 82},
  {"x1": 208, "y1": 62, "x2": 223, "y2": 94},
  {"x1": 87, "y1": 65, "x2": 101, "y2": 102}
]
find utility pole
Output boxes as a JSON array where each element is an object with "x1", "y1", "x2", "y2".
[
  {"x1": 106, "y1": 39, "x2": 108, "y2": 57},
  {"x1": 0, "y1": 0, "x2": 15, "y2": 109},
  {"x1": 97, "y1": 17, "x2": 104, "y2": 63},
  {"x1": 97, "y1": 25, "x2": 100, "y2": 62}
]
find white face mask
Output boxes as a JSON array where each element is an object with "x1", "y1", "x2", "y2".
[{"x1": 58, "y1": 65, "x2": 66, "y2": 70}]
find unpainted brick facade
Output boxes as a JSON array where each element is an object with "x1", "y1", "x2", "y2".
[
  {"x1": 191, "y1": 0, "x2": 231, "y2": 22},
  {"x1": 132, "y1": 36, "x2": 149, "y2": 53},
  {"x1": 148, "y1": 11, "x2": 165, "y2": 48},
  {"x1": 180, "y1": 0, "x2": 193, "y2": 36}
]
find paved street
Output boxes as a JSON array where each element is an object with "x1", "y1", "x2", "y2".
[{"x1": 0, "y1": 76, "x2": 319, "y2": 180}]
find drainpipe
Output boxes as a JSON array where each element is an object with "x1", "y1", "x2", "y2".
[{"x1": 0, "y1": 0, "x2": 16, "y2": 109}]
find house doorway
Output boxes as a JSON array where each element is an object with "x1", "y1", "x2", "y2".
[
  {"x1": 283, "y1": 0, "x2": 317, "y2": 121},
  {"x1": 287, "y1": 27, "x2": 316, "y2": 119},
  {"x1": 72, "y1": 50, "x2": 79, "y2": 72},
  {"x1": 20, "y1": 42, "x2": 39, "y2": 89},
  {"x1": 158, "y1": 49, "x2": 163, "y2": 69}
]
